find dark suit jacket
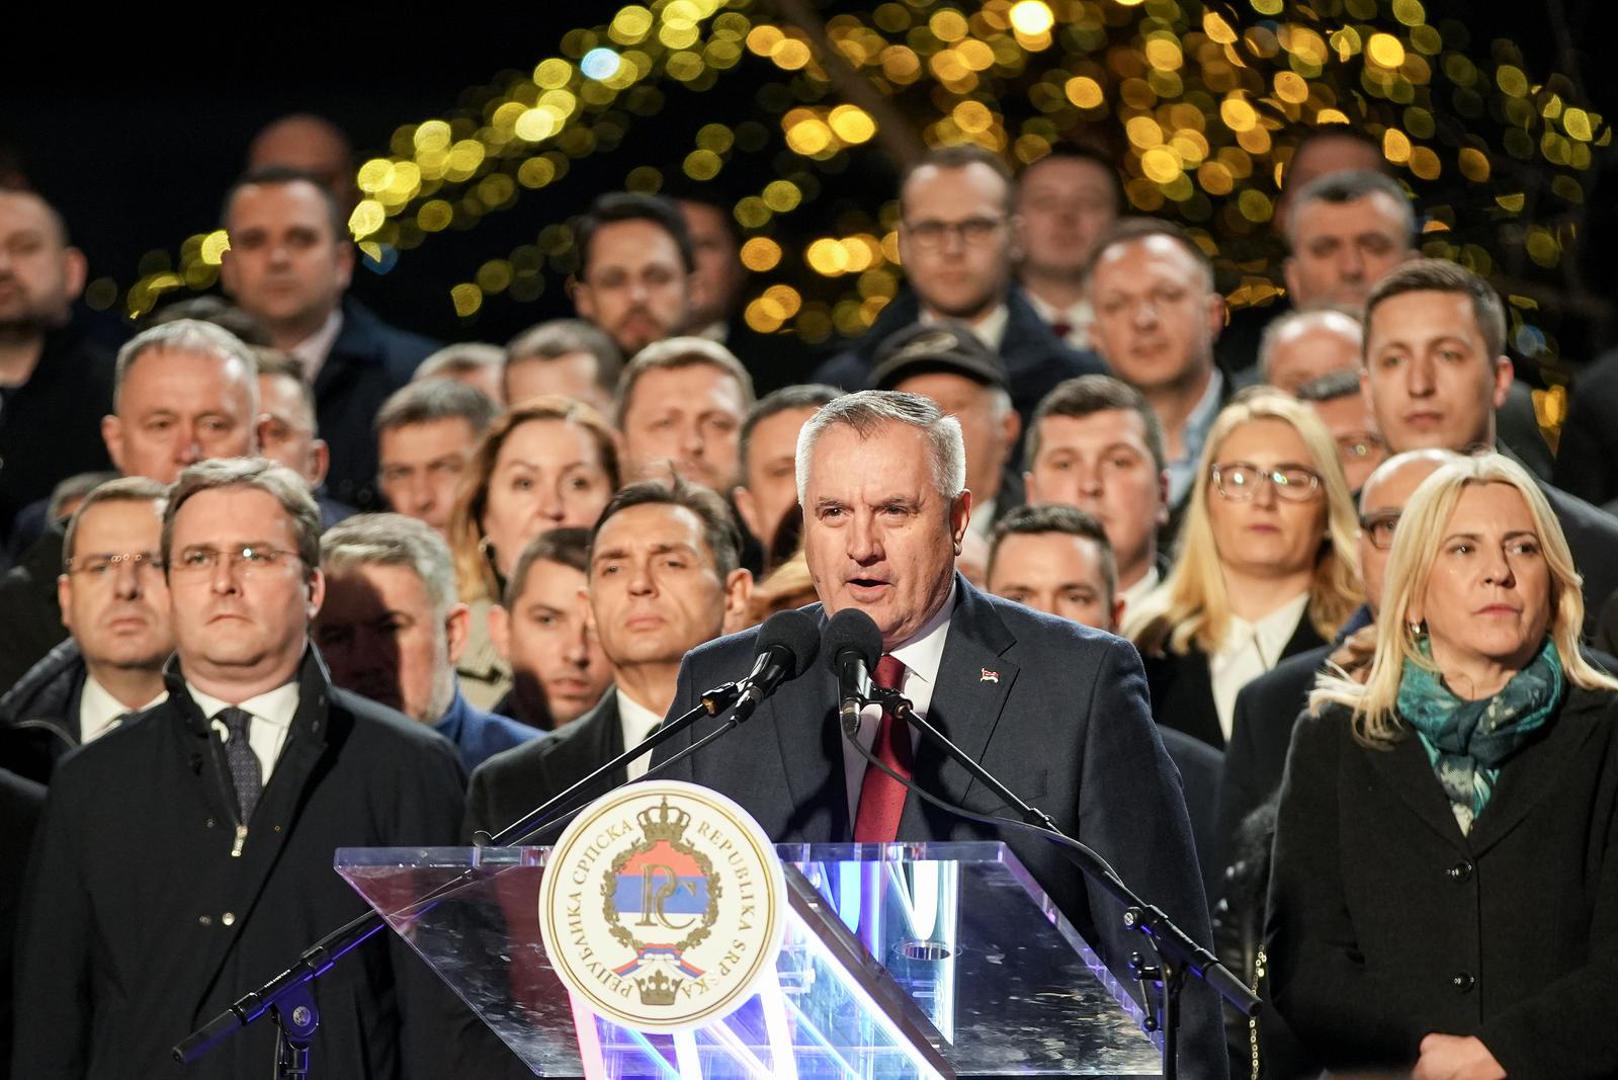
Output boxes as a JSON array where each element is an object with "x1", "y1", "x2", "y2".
[
  {"x1": 0, "y1": 526, "x2": 68, "y2": 694},
  {"x1": 1266, "y1": 689, "x2": 1618, "y2": 1080},
  {"x1": 1141, "y1": 612, "x2": 1327, "y2": 751},
  {"x1": 0, "y1": 324, "x2": 116, "y2": 547},
  {"x1": 812, "y1": 286, "x2": 1106, "y2": 436},
  {"x1": 1215, "y1": 642, "x2": 1333, "y2": 877},
  {"x1": 1, "y1": 766, "x2": 45, "y2": 1080},
  {"x1": 463, "y1": 691, "x2": 623, "y2": 841},
  {"x1": 1539, "y1": 481, "x2": 1618, "y2": 637},
  {"x1": 432, "y1": 688, "x2": 541, "y2": 774},
  {"x1": 0, "y1": 638, "x2": 87, "y2": 785},
  {"x1": 11, "y1": 649, "x2": 467, "y2": 1079},
  {"x1": 650, "y1": 578, "x2": 1226, "y2": 1079},
  {"x1": 315, "y1": 298, "x2": 439, "y2": 511},
  {"x1": 1553, "y1": 346, "x2": 1618, "y2": 506},
  {"x1": 1159, "y1": 726, "x2": 1224, "y2": 897}
]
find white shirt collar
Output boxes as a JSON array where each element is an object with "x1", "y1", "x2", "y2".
[
  {"x1": 188, "y1": 678, "x2": 302, "y2": 783},
  {"x1": 1217, "y1": 591, "x2": 1313, "y2": 660},
  {"x1": 286, "y1": 308, "x2": 344, "y2": 383},
  {"x1": 920, "y1": 303, "x2": 1010, "y2": 351},
  {"x1": 1206, "y1": 591, "x2": 1312, "y2": 742},
  {"x1": 886, "y1": 578, "x2": 958, "y2": 690},
  {"x1": 1117, "y1": 565, "x2": 1161, "y2": 625},
  {"x1": 78, "y1": 676, "x2": 167, "y2": 745},
  {"x1": 617, "y1": 688, "x2": 665, "y2": 782}
]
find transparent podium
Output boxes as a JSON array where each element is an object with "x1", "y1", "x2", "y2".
[{"x1": 336, "y1": 841, "x2": 1163, "y2": 1078}]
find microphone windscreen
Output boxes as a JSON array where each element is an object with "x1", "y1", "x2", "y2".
[
  {"x1": 823, "y1": 607, "x2": 883, "y2": 671},
  {"x1": 755, "y1": 608, "x2": 821, "y2": 679}
]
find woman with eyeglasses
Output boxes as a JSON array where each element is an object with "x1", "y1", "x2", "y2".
[
  {"x1": 1266, "y1": 453, "x2": 1618, "y2": 1079},
  {"x1": 1125, "y1": 388, "x2": 1362, "y2": 748}
]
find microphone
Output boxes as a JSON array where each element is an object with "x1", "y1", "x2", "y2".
[
  {"x1": 824, "y1": 607, "x2": 883, "y2": 737},
  {"x1": 732, "y1": 608, "x2": 821, "y2": 722}
]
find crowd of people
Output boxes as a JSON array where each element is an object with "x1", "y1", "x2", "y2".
[{"x1": 2, "y1": 110, "x2": 1616, "y2": 1080}]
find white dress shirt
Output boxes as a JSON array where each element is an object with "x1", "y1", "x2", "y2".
[
  {"x1": 1207, "y1": 592, "x2": 1311, "y2": 742},
  {"x1": 1117, "y1": 565, "x2": 1162, "y2": 625},
  {"x1": 1025, "y1": 290, "x2": 1093, "y2": 349},
  {"x1": 78, "y1": 676, "x2": 167, "y2": 745},
  {"x1": 843, "y1": 581, "x2": 958, "y2": 825},
  {"x1": 189, "y1": 681, "x2": 300, "y2": 785},
  {"x1": 920, "y1": 303, "x2": 1010, "y2": 352},
  {"x1": 617, "y1": 688, "x2": 665, "y2": 782},
  {"x1": 286, "y1": 309, "x2": 344, "y2": 384}
]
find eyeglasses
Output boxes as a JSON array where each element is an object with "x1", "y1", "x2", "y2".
[
  {"x1": 170, "y1": 545, "x2": 301, "y2": 576},
  {"x1": 1335, "y1": 431, "x2": 1386, "y2": 460},
  {"x1": 903, "y1": 216, "x2": 1006, "y2": 250},
  {"x1": 64, "y1": 552, "x2": 165, "y2": 578},
  {"x1": 1210, "y1": 462, "x2": 1323, "y2": 503},
  {"x1": 1358, "y1": 511, "x2": 1401, "y2": 550}
]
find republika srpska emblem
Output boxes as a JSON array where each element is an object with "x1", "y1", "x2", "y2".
[{"x1": 539, "y1": 780, "x2": 786, "y2": 1032}]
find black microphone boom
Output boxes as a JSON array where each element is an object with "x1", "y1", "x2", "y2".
[{"x1": 824, "y1": 607, "x2": 884, "y2": 736}]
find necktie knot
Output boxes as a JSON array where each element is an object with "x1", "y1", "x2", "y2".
[
  {"x1": 217, "y1": 707, "x2": 252, "y2": 740},
  {"x1": 874, "y1": 654, "x2": 905, "y2": 691}
]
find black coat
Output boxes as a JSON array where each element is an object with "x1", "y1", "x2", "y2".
[
  {"x1": 1553, "y1": 346, "x2": 1618, "y2": 507},
  {"x1": 1158, "y1": 725, "x2": 1224, "y2": 897},
  {"x1": 812, "y1": 286, "x2": 1106, "y2": 437},
  {"x1": 0, "y1": 526, "x2": 68, "y2": 694},
  {"x1": 10, "y1": 649, "x2": 467, "y2": 1079},
  {"x1": 1141, "y1": 612, "x2": 1327, "y2": 751},
  {"x1": 1, "y1": 766, "x2": 45, "y2": 1080},
  {"x1": 462, "y1": 691, "x2": 623, "y2": 841},
  {"x1": 1539, "y1": 480, "x2": 1618, "y2": 637},
  {"x1": 0, "y1": 637, "x2": 87, "y2": 785},
  {"x1": 651, "y1": 577, "x2": 1227, "y2": 1079},
  {"x1": 1215, "y1": 642, "x2": 1333, "y2": 876},
  {"x1": 1266, "y1": 688, "x2": 1618, "y2": 1079},
  {"x1": 0, "y1": 324, "x2": 116, "y2": 547},
  {"x1": 314, "y1": 298, "x2": 438, "y2": 511}
]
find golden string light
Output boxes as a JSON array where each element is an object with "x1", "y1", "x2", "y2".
[{"x1": 97, "y1": 0, "x2": 1607, "y2": 365}]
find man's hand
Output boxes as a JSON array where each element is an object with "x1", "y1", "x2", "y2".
[{"x1": 1412, "y1": 1033, "x2": 1506, "y2": 1080}]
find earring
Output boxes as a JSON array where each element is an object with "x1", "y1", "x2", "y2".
[{"x1": 1407, "y1": 619, "x2": 1425, "y2": 639}]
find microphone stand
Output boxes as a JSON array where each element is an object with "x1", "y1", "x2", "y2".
[
  {"x1": 862, "y1": 685, "x2": 1259, "y2": 1080},
  {"x1": 174, "y1": 678, "x2": 754, "y2": 1075}
]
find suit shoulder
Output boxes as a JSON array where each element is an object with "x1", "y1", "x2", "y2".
[
  {"x1": 1240, "y1": 644, "x2": 1333, "y2": 703},
  {"x1": 683, "y1": 625, "x2": 765, "y2": 676},
  {"x1": 988, "y1": 594, "x2": 1138, "y2": 669},
  {"x1": 471, "y1": 706, "x2": 603, "y2": 788},
  {"x1": 330, "y1": 688, "x2": 459, "y2": 760}
]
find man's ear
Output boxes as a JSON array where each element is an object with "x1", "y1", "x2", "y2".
[
  {"x1": 444, "y1": 601, "x2": 472, "y2": 667},
  {"x1": 572, "y1": 280, "x2": 597, "y2": 321},
  {"x1": 1491, "y1": 355, "x2": 1515, "y2": 410},
  {"x1": 1022, "y1": 469, "x2": 1040, "y2": 504},
  {"x1": 487, "y1": 602, "x2": 511, "y2": 662},
  {"x1": 305, "y1": 567, "x2": 326, "y2": 619},
  {"x1": 334, "y1": 241, "x2": 355, "y2": 292},
  {"x1": 1156, "y1": 468, "x2": 1171, "y2": 527},
  {"x1": 720, "y1": 567, "x2": 754, "y2": 636},
  {"x1": 62, "y1": 247, "x2": 88, "y2": 302},
  {"x1": 1205, "y1": 289, "x2": 1226, "y2": 345},
  {"x1": 999, "y1": 407, "x2": 1023, "y2": 457},
  {"x1": 949, "y1": 490, "x2": 975, "y2": 554},
  {"x1": 308, "y1": 439, "x2": 331, "y2": 488},
  {"x1": 57, "y1": 574, "x2": 74, "y2": 636},
  {"x1": 1282, "y1": 254, "x2": 1300, "y2": 302},
  {"x1": 101, "y1": 414, "x2": 126, "y2": 474}
]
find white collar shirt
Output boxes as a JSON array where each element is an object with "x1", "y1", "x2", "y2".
[
  {"x1": 617, "y1": 688, "x2": 665, "y2": 782},
  {"x1": 920, "y1": 303, "x2": 1010, "y2": 352},
  {"x1": 842, "y1": 580, "x2": 958, "y2": 826},
  {"x1": 1207, "y1": 592, "x2": 1311, "y2": 742},
  {"x1": 286, "y1": 308, "x2": 344, "y2": 384},
  {"x1": 78, "y1": 676, "x2": 167, "y2": 745}
]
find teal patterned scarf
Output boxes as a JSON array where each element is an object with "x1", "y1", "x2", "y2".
[{"x1": 1396, "y1": 638, "x2": 1563, "y2": 836}]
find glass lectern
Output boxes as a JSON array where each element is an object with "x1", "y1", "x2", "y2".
[{"x1": 336, "y1": 841, "x2": 1163, "y2": 1078}]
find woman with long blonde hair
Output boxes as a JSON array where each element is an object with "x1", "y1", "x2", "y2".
[
  {"x1": 1125, "y1": 388, "x2": 1361, "y2": 747},
  {"x1": 1268, "y1": 453, "x2": 1618, "y2": 1079}
]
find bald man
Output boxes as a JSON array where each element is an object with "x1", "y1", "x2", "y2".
[{"x1": 246, "y1": 113, "x2": 358, "y2": 213}]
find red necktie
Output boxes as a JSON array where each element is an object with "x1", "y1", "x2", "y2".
[
  {"x1": 1049, "y1": 318, "x2": 1073, "y2": 340},
  {"x1": 853, "y1": 655, "x2": 913, "y2": 843}
]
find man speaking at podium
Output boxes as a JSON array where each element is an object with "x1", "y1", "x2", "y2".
[{"x1": 653, "y1": 390, "x2": 1225, "y2": 1076}]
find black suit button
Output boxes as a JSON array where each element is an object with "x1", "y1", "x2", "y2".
[
  {"x1": 1452, "y1": 971, "x2": 1475, "y2": 993},
  {"x1": 1447, "y1": 860, "x2": 1474, "y2": 882}
]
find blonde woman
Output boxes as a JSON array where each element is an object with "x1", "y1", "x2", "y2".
[
  {"x1": 446, "y1": 396, "x2": 620, "y2": 708},
  {"x1": 1267, "y1": 453, "x2": 1618, "y2": 1080},
  {"x1": 1126, "y1": 388, "x2": 1361, "y2": 747}
]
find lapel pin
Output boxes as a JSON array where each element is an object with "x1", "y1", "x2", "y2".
[{"x1": 980, "y1": 668, "x2": 999, "y2": 684}]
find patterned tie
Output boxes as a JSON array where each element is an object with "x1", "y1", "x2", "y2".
[
  {"x1": 853, "y1": 655, "x2": 913, "y2": 843},
  {"x1": 216, "y1": 707, "x2": 262, "y2": 823}
]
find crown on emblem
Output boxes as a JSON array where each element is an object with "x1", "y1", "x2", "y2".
[
  {"x1": 637, "y1": 797, "x2": 692, "y2": 842},
  {"x1": 635, "y1": 969, "x2": 681, "y2": 1006}
]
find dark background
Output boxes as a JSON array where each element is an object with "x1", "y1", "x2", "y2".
[{"x1": 4, "y1": 3, "x2": 1614, "y2": 357}]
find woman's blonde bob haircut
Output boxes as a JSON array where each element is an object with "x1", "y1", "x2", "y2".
[
  {"x1": 1310, "y1": 452, "x2": 1618, "y2": 745},
  {"x1": 1126, "y1": 387, "x2": 1362, "y2": 655},
  {"x1": 447, "y1": 395, "x2": 620, "y2": 603}
]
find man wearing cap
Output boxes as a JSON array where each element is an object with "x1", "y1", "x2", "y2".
[{"x1": 869, "y1": 324, "x2": 1023, "y2": 540}]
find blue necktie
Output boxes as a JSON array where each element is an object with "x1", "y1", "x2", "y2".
[{"x1": 216, "y1": 707, "x2": 261, "y2": 823}]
